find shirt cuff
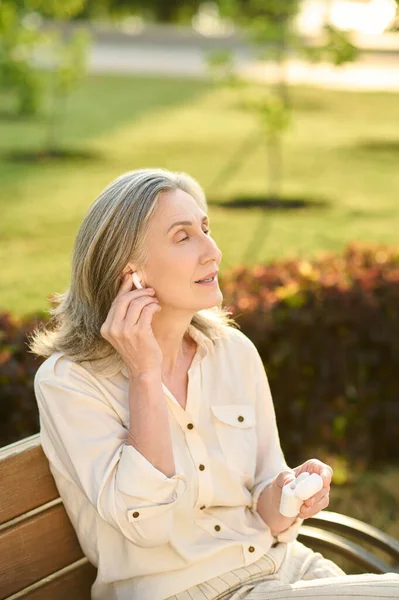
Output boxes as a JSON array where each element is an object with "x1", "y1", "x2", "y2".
[
  {"x1": 116, "y1": 442, "x2": 187, "y2": 502},
  {"x1": 274, "y1": 516, "x2": 304, "y2": 543}
]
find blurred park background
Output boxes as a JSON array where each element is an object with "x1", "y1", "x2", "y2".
[{"x1": 0, "y1": 0, "x2": 398, "y2": 573}]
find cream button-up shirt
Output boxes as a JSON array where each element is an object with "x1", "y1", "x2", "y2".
[{"x1": 34, "y1": 325, "x2": 303, "y2": 600}]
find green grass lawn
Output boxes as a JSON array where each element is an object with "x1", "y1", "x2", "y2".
[{"x1": 1, "y1": 74, "x2": 399, "y2": 316}]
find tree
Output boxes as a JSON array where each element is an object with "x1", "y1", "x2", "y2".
[
  {"x1": 46, "y1": 28, "x2": 89, "y2": 154},
  {"x1": 208, "y1": 0, "x2": 358, "y2": 202},
  {"x1": 71, "y1": 0, "x2": 203, "y2": 23},
  {"x1": 0, "y1": 2, "x2": 44, "y2": 115},
  {"x1": 0, "y1": 0, "x2": 88, "y2": 117}
]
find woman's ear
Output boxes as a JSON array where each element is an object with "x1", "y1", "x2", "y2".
[
  {"x1": 120, "y1": 270, "x2": 130, "y2": 281},
  {"x1": 120, "y1": 264, "x2": 137, "y2": 281},
  {"x1": 120, "y1": 265, "x2": 145, "y2": 287}
]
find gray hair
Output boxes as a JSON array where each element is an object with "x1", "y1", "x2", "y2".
[{"x1": 28, "y1": 168, "x2": 239, "y2": 377}]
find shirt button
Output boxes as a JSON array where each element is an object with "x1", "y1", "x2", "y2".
[
  {"x1": 132, "y1": 511, "x2": 140, "y2": 518},
  {"x1": 187, "y1": 423, "x2": 194, "y2": 429},
  {"x1": 248, "y1": 546, "x2": 255, "y2": 553},
  {"x1": 214, "y1": 525, "x2": 221, "y2": 531},
  {"x1": 238, "y1": 415, "x2": 244, "y2": 422},
  {"x1": 199, "y1": 464, "x2": 205, "y2": 471}
]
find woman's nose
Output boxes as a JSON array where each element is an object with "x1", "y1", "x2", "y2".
[{"x1": 204, "y1": 236, "x2": 222, "y2": 264}]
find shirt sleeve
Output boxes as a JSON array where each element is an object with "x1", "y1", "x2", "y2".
[
  {"x1": 34, "y1": 361, "x2": 187, "y2": 549},
  {"x1": 274, "y1": 515, "x2": 304, "y2": 543},
  {"x1": 248, "y1": 342, "x2": 304, "y2": 543}
]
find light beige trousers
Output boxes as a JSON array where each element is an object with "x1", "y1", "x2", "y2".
[{"x1": 166, "y1": 540, "x2": 399, "y2": 600}]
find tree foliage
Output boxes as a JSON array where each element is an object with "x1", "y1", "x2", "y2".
[
  {"x1": 63, "y1": 0, "x2": 203, "y2": 23},
  {"x1": 208, "y1": 0, "x2": 358, "y2": 201},
  {"x1": 0, "y1": 0, "x2": 90, "y2": 153}
]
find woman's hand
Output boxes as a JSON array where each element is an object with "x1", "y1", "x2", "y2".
[
  {"x1": 100, "y1": 273, "x2": 163, "y2": 378},
  {"x1": 294, "y1": 459, "x2": 333, "y2": 519},
  {"x1": 274, "y1": 459, "x2": 333, "y2": 520}
]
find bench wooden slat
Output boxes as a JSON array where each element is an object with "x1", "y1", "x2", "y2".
[
  {"x1": 5, "y1": 559, "x2": 96, "y2": 600},
  {"x1": 1, "y1": 434, "x2": 399, "y2": 600},
  {"x1": 0, "y1": 503, "x2": 85, "y2": 599},
  {"x1": 0, "y1": 434, "x2": 58, "y2": 524}
]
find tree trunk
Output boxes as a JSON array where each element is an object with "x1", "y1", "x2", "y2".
[
  {"x1": 154, "y1": 0, "x2": 183, "y2": 22},
  {"x1": 267, "y1": 133, "x2": 283, "y2": 203}
]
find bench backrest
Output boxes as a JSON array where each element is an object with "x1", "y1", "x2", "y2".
[
  {"x1": 2, "y1": 435, "x2": 398, "y2": 599},
  {"x1": 0, "y1": 434, "x2": 96, "y2": 600}
]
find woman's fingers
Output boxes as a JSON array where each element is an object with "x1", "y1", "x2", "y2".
[
  {"x1": 118, "y1": 272, "x2": 133, "y2": 291},
  {"x1": 274, "y1": 469, "x2": 297, "y2": 490},
  {"x1": 304, "y1": 486, "x2": 328, "y2": 507},
  {"x1": 116, "y1": 293, "x2": 157, "y2": 324},
  {"x1": 124, "y1": 295, "x2": 159, "y2": 328},
  {"x1": 99, "y1": 274, "x2": 163, "y2": 376},
  {"x1": 300, "y1": 492, "x2": 330, "y2": 519},
  {"x1": 113, "y1": 273, "x2": 135, "y2": 303},
  {"x1": 294, "y1": 460, "x2": 333, "y2": 494},
  {"x1": 101, "y1": 293, "x2": 156, "y2": 340},
  {"x1": 113, "y1": 284, "x2": 155, "y2": 310},
  {"x1": 136, "y1": 301, "x2": 162, "y2": 330},
  {"x1": 106, "y1": 288, "x2": 155, "y2": 326},
  {"x1": 291, "y1": 459, "x2": 333, "y2": 518},
  {"x1": 113, "y1": 273, "x2": 153, "y2": 305}
]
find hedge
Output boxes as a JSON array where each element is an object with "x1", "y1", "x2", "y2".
[
  {"x1": 223, "y1": 242, "x2": 399, "y2": 471},
  {"x1": 1, "y1": 242, "x2": 398, "y2": 472}
]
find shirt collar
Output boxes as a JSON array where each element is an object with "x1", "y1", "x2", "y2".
[{"x1": 120, "y1": 324, "x2": 214, "y2": 378}]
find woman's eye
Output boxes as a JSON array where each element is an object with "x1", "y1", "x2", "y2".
[{"x1": 178, "y1": 229, "x2": 210, "y2": 243}]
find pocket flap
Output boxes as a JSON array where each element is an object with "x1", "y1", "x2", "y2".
[
  {"x1": 210, "y1": 404, "x2": 255, "y2": 428},
  {"x1": 126, "y1": 498, "x2": 176, "y2": 522}
]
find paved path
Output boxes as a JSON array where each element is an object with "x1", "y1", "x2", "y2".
[
  {"x1": 89, "y1": 42, "x2": 399, "y2": 91},
  {"x1": 41, "y1": 22, "x2": 399, "y2": 91}
]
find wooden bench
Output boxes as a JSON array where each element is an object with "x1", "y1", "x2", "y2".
[{"x1": 1, "y1": 435, "x2": 398, "y2": 600}]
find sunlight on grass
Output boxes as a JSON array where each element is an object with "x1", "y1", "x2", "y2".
[{"x1": 1, "y1": 78, "x2": 399, "y2": 315}]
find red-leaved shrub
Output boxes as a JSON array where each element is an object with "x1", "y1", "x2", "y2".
[
  {"x1": 221, "y1": 242, "x2": 399, "y2": 471},
  {"x1": 1, "y1": 242, "x2": 398, "y2": 472}
]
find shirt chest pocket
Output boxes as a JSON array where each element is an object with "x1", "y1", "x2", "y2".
[{"x1": 210, "y1": 404, "x2": 257, "y2": 477}]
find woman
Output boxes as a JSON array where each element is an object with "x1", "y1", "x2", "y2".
[{"x1": 30, "y1": 168, "x2": 399, "y2": 600}]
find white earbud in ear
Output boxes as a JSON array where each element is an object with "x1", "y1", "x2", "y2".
[{"x1": 132, "y1": 272, "x2": 143, "y2": 289}]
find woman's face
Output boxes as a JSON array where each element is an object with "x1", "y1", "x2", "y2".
[{"x1": 140, "y1": 188, "x2": 223, "y2": 311}]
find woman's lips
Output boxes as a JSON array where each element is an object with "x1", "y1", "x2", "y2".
[{"x1": 195, "y1": 276, "x2": 218, "y2": 286}]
